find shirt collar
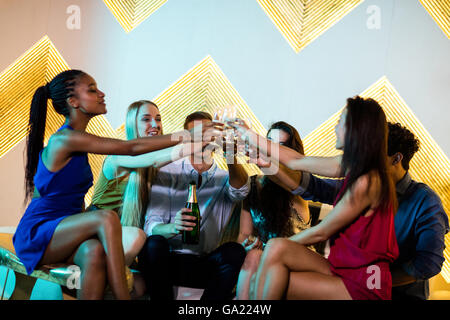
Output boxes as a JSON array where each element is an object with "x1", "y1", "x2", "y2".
[
  {"x1": 182, "y1": 157, "x2": 218, "y2": 183},
  {"x1": 396, "y1": 172, "x2": 412, "y2": 196}
]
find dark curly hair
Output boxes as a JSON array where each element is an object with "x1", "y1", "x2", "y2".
[
  {"x1": 246, "y1": 121, "x2": 304, "y2": 241},
  {"x1": 387, "y1": 122, "x2": 420, "y2": 171}
]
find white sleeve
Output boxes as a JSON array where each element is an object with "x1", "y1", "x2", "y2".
[
  {"x1": 226, "y1": 176, "x2": 250, "y2": 202},
  {"x1": 143, "y1": 168, "x2": 173, "y2": 236}
]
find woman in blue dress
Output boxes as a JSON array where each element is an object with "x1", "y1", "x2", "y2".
[{"x1": 13, "y1": 70, "x2": 220, "y2": 299}]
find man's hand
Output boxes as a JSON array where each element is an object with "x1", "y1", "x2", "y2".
[{"x1": 172, "y1": 208, "x2": 197, "y2": 233}]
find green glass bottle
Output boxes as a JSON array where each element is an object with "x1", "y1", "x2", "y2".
[{"x1": 182, "y1": 181, "x2": 200, "y2": 244}]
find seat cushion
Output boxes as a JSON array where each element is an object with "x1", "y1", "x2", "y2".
[
  {"x1": 0, "y1": 233, "x2": 74, "y2": 286},
  {"x1": 0, "y1": 233, "x2": 15, "y2": 254},
  {"x1": 0, "y1": 233, "x2": 134, "y2": 291}
]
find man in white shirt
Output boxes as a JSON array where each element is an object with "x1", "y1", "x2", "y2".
[{"x1": 138, "y1": 111, "x2": 249, "y2": 300}]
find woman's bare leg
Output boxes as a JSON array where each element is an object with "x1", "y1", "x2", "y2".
[
  {"x1": 68, "y1": 239, "x2": 107, "y2": 300},
  {"x1": 236, "y1": 249, "x2": 262, "y2": 300},
  {"x1": 248, "y1": 272, "x2": 258, "y2": 300},
  {"x1": 253, "y1": 238, "x2": 349, "y2": 300},
  {"x1": 121, "y1": 226, "x2": 146, "y2": 266},
  {"x1": 40, "y1": 210, "x2": 130, "y2": 299},
  {"x1": 286, "y1": 272, "x2": 351, "y2": 300},
  {"x1": 130, "y1": 272, "x2": 147, "y2": 299}
]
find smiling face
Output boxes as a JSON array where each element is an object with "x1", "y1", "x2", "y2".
[
  {"x1": 136, "y1": 103, "x2": 162, "y2": 138},
  {"x1": 69, "y1": 74, "x2": 106, "y2": 115},
  {"x1": 335, "y1": 108, "x2": 347, "y2": 150}
]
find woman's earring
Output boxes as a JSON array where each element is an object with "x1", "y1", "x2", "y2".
[{"x1": 393, "y1": 153, "x2": 402, "y2": 165}]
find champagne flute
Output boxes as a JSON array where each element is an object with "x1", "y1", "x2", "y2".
[
  {"x1": 213, "y1": 107, "x2": 224, "y2": 124},
  {"x1": 224, "y1": 105, "x2": 238, "y2": 125}
]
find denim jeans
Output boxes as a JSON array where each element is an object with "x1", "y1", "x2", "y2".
[{"x1": 137, "y1": 235, "x2": 246, "y2": 300}]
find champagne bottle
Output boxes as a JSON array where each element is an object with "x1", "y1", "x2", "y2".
[{"x1": 182, "y1": 181, "x2": 200, "y2": 244}]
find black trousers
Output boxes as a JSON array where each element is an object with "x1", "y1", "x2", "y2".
[{"x1": 137, "y1": 235, "x2": 246, "y2": 300}]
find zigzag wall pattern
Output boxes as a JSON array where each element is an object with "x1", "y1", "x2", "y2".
[
  {"x1": 303, "y1": 76, "x2": 450, "y2": 282},
  {"x1": 1, "y1": 1, "x2": 449, "y2": 282},
  {"x1": 0, "y1": 36, "x2": 68, "y2": 158},
  {"x1": 0, "y1": 36, "x2": 118, "y2": 204},
  {"x1": 101, "y1": 0, "x2": 449, "y2": 50},
  {"x1": 419, "y1": 0, "x2": 450, "y2": 39},
  {"x1": 256, "y1": 0, "x2": 364, "y2": 52},
  {"x1": 103, "y1": 0, "x2": 168, "y2": 33},
  {"x1": 118, "y1": 55, "x2": 266, "y2": 176}
]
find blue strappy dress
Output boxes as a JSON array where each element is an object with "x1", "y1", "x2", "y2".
[{"x1": 13, "y1": 124, "x2": 93, "y2": 275}]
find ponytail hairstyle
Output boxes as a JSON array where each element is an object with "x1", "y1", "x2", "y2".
[
  {"x1": 120, "y1": 100, "x2": 160, "y2": 227},
  {"x1": 25, "y1": 69, "x2": 86, "y2": 202},
  {"x1": 336, "y1": 96, "x2": 397, "y2": 212}
]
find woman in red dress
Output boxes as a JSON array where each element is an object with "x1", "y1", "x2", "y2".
[{"x1": 230, "y1": 96, "x2": 399, "y2": 300}]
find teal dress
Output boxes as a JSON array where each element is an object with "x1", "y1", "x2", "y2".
[{"x1": 13, "y1": 124, "x2": 93, "y2": 274}]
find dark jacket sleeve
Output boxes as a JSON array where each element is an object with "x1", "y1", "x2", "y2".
[
  {"x1": 291, "y1": 172, "x2": 343, "y2": 206},
  {"x1": 403, "y1": 185, "x2": 449, "y2": 280}
]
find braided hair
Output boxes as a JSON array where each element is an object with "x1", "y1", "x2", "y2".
[{"x1": 25, "y1": 70, "x2": 86, "y2": 202}]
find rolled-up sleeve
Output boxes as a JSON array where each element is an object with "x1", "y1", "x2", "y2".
[
  {"x1": 144, "y1": 210, "x2": 164, "y2": 237},
  {"x1": 291, "y1": 172, "x2": 342, "y2": 205},
  {"x1": 226, "y1": 176, "x2": 250, "y2": 202},
  {"x1": 403, "y1": 191, "x2": 449, "y2": 280},
  {"x1": 143, "y1": 170, "x2": 173, "y2": 236}
]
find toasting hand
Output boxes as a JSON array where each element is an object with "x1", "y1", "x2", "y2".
[{"x1": 187, "y1": 121, "x2": 224, "y2": 143}]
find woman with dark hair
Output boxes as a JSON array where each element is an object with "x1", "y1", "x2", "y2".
[
  {"x1": 230, "y1": 96, "x2": 399, "y2": 300},
  {"x1": 236, "y1": 121, "x2": 310, "y2": 300},
  {"x1": 13, "y1": 70, "x2": 220, "y2": 300}
]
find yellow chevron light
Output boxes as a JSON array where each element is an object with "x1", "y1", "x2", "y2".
[
  {"x1": 0, "y1": 39, "x2": 266, "y2": 204},
  {"x1": 118, "y1": 55, "x2": 267, "y2": 176},
  {"x1": 0, "y1": 35, "x2": 69, "y2": 158},
  {"x1": 303, "y1": 76, "x2": 450, "y2": 282},
  {"x1": 103, "y1": 0, "x2": 167, "y2": 33},
  {"x1": 256, "y1": 0, "x2": 364, "y2": 53},
  {"x1": 419, "y1": 0, "x2": 450, "y2": 39},
  {"x1": 0, "y1": 35, "x2": 118, "y2": 204}
]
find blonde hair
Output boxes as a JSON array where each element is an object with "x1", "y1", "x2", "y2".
[{"x1": 120, "y1": 100, "x2": 160, "y2": 228}]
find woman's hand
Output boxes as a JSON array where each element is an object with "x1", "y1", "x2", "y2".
[
  {"x1": 242, "y1": 236, "x2": 263, "y2": 252},
  {"x1": 228, "y1": 119, "x2": 261, "y2": 154},
  {"x1": 188, "y1": 122, "x2": 224, "y2": 143},
  {"x1": 245, "y1": 145, "x2": 272, "y2": 168},
  {"x1": 255, "y1": 154, "x2": 271, "y2": 168},
  {"x1": 227, "y1": 118, "x2": 251, "y2": 139}
]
